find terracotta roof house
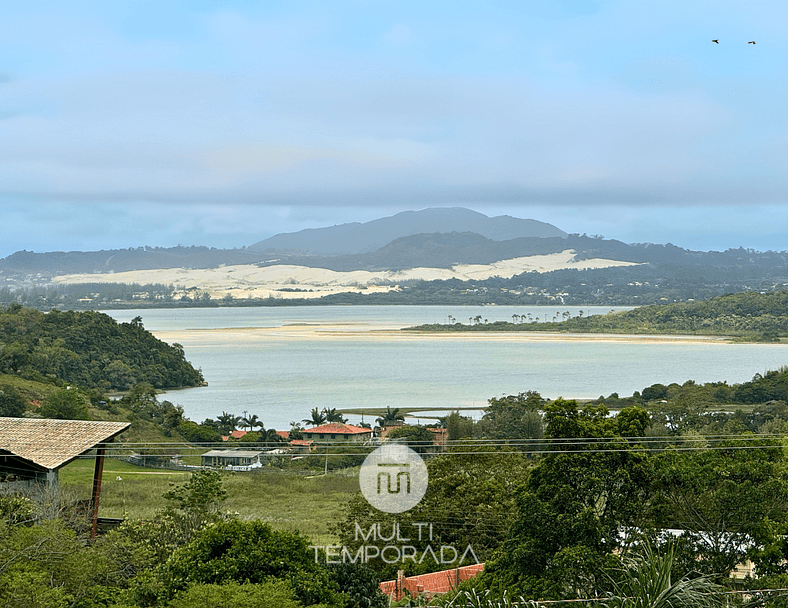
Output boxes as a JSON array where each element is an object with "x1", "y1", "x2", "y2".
[
  {"x1": 301, "y1": 423, "x2": 372, "y2": 443},
  {"x1": 221, "y1": 430, "x2": 248, "y2": 441}
]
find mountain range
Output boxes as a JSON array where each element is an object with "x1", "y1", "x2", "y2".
[{"x1": 1, "y1": 207, "x2": 786, "y2": 277}]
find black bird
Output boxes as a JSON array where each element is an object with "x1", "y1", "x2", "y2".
[
  {"x1": 748, "y1": 41, "x2": 756, "y2": 44},
  {"x1": 712, "y1": 39, "x2": 719, "y2": 43}
]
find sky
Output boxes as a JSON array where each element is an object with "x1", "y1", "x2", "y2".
[{"x1": 1, "y1": 0, "x2": 787, "y2": 258}]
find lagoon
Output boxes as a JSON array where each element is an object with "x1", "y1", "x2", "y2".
[{"x1": 104, "y1": 306, "x2": 788, "y2": 431}]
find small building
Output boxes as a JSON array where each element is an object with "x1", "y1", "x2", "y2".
[
  {"x1": 429, "y1": 427, "x2": 448, "y2": 451},
  {"x1": 288, "y1": 439, "x2": 314, "y2": 453},
  {"x1": 200, "y1": 448, "x2": 263, "y2": 468},
  {"x1": 0, "y1": 417, "x2": 130, "y2": 538},
  {"x1": 301, "y1": 423, "x2": 373, "y2": 443}
]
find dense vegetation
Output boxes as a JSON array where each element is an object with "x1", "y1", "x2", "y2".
[
  {"x1": 8, "y1": 365, "x2": 788, "y2": 605},
  {"x1": 407, "y1": 290, "x2": 788, "y2": 341},
  {"x1": 0, "y1": 470, "x2": 388, "y2": 607},
  {"x1": 0, "y1": 304, "x2": 204, "y2": 390}
]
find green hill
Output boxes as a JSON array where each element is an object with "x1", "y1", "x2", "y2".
[{"x1": 0, "y1": 304, "x2": 204, "y2": 390}]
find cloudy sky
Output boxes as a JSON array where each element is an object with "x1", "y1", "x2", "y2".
[{"x1": 2, "y1": 0, "x2": 786, "y2": 257}]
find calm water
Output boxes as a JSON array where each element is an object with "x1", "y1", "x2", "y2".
[{"x1": 104, "y1": 306, "x2": 788, "y2": 431}]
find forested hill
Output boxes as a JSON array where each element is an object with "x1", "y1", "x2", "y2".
[
  {"x1": 261, "y1": 233, "x2": 788, "y2": 272},
  {"x1": 0, "y1": 304, "x2": 204, "y2": 390},
  {"x1": 407, "y1": 290, "x2": 788, "y2": 341}
]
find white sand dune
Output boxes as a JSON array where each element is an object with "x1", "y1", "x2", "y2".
[{"x1": 52, "y1": 249, "x2": 640, "y2": 300}]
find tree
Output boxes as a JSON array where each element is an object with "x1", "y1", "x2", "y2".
[
  {"x1": 651, "y1": 438, "x2": 788, "y2": 579},
  {"x1": 440, "y1": 411, "x2": 477, "y2": 440},
  {"x1": 216, "y1": 411, "x2": 241, "y2": 434},
  {"x1": 322, "y1": 407, "x2": 348, "y2": 423},
  {"x1": 303, "y1": 407, "x2": 326, "y2": 426},
  {"x1": 39, "y1": 387, "x2": 90, "y2": 420},
  {"x1": 241, "y1": 412, "x2": 263, "y2": 431},
  {"x1": 159, "y1": 520, "x2": 339, "y2": 606},
  {"x1": 163, "y1": 469, "x2": 227, "y2": 516},
  {"x1": 486, "y1": 400, "x2": 652, "y2": 599},
  {"x1": 289, "y1": 421, "x2": 305, "y2": 440},
  {"x1": 375, "y1": 406, "x2": 405, "y2": 427},
  {"x1": 177, "y1": 420, "x2": 221, "y2": 444},
  {"x1": 385, "y1": 424, "x2": 434, "y2": 453},
  {"x1": 0, "y1": 385, "x2": 26, "y2": 417},
  {"x1": 481, "y1": 391, "x2": 545, "y2": 441}
]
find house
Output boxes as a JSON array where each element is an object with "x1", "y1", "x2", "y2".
[
  {"x1": 301, "y1": 423, "x2": 372, "y2": 443},
  {"x1": 201, "y1": 448, "x2": 263, "y2": 468},
  {"x1": 221, "y1": 430, "x2": 247, "y2": 441}
]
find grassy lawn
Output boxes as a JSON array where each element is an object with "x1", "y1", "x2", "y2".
[{"x1": 59, "y1": 458, "x2": 358, "y2": 544}]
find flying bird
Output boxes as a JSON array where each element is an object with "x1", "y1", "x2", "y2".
[
  {"x1": 748, "y1": 41, "x2": 756, "y2": 44},
  {"x1": 712, "y1": 39, "x2": 719, "y2": 43}
]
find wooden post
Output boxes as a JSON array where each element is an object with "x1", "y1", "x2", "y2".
[{"x1": 90, "y1": 439, "x2": 111, "y2": 540}]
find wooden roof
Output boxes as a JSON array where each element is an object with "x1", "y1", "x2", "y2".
[{"x1": 0, "y1": 418, "x2": 130, "y2": 471}]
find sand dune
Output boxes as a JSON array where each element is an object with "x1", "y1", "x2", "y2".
[{"x1": 52, "y1": 249, "x2": 640, "y2": 300}]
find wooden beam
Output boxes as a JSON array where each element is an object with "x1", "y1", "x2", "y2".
[{"x1": 90, "y1": 438, "x2": 112, "y2": 540}]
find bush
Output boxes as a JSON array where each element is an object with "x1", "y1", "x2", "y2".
[
  {"x1": 160, "y1": 520, "x2": 340, "y2": 606},
  {"x1": 166, "y1": 581, "x2": 302, "y2": 608},
  {"x1": 0, "y1": 384, "x2": 27, "y2": 417},
  {"x1": 39, "y1": 387, "x2": 89, "y2": 420}
]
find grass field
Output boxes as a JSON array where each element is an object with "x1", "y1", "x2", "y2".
[{"x1": 59, "y1": 458, "x2": 358, "y2": 544}]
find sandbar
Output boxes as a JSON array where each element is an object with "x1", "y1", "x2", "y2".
[{"x1": 150, "y1": 324, "x2": 738, "y2": 347}]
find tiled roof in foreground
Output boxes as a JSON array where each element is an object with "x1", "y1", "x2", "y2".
[{"x1": 0, "y1": 418, "x2": 130, "y2": 470}]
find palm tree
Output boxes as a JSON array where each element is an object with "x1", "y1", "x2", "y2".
[
  {"x1": 259, "y1": 427, "x2": 283, "y2": 444},
  {"x1": 303, "y1": 407, "x2": 326, "y2": 426},
  {"x1": 241, "y1": 413, "x2": 262, "y2": 432},
  {"x1": 605, "y1": 541, "x2": 723, "y2": 608},
  {"x1": 376, "y1": 406, "x2": 405, "y2": 427},
  {"x1": 322, "y1": 407, "x2": 347, "y2": 423},
  {"x1": 217, "y1": 411, "x2": 241, "y2": 434}
]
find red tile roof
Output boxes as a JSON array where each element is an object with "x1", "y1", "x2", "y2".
[
  {"x1": 303, "y1": 423, "x2": 372, "y2": 435},
  {"x1": 0, "y1": 417, "x2": 130, "y2": 471},
  {"x1": 276, "y1": 430, "x2": 290, "y2": 439},
  {"x1": 289, "y1": 439, "x2": 314, "y2": 446}
]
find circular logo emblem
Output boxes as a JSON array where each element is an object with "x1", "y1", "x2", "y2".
[{"x1": 359, "y1": 444, "x2": 428, "y2": 513}]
